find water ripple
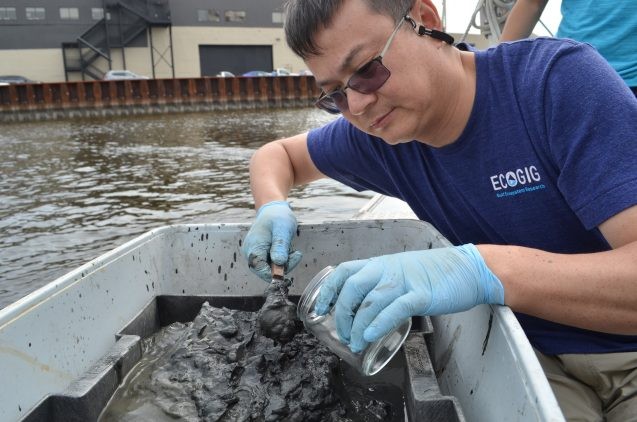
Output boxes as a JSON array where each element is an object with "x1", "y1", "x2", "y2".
[{"x1": 0, "y1": 109, "x2": 373, "y2": 308}]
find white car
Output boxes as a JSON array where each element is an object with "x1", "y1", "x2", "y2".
[
  {"x1": 103, "y1": 70, "x2": 149, "y2": 80},
  {"x1": 216, "y1": 71, "x2": 235, "y2": 77},
  {"x1": 271, "y1": 68, "x2": 296, "y2": 76}
]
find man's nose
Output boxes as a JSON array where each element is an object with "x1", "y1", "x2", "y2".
[{"x1": 346, "y1": 89, "x2": 376, "y2": 115}]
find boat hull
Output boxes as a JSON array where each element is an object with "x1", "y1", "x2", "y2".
[{"x1": 0, "y1": 219, "x2": 563, "y2": 421}]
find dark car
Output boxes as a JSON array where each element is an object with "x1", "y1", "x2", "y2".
[
  {"x1": 242, "y1": 70, "x2": 271, "y2": 77},
  {"x1": 0, "y1": 75, "x2": 37, "y2": 84}
]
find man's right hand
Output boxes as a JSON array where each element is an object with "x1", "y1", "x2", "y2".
[{"x1": 241, "y1": 201, "x2": 303, "y2": 282}]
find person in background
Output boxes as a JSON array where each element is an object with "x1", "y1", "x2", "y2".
[
  {"x1": 501, "y1": 0, "x2": 637, "y2": 96},
  {"x1": 241, "y1": 0, "x2": 637, "y2": 419}
]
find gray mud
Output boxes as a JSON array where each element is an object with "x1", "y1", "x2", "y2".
[
  {"x1": 100, "y1": 302, "x2": 404, "y2": 422},
  {"x1": 258, "y1": 276, "x2": 301, "y2": 344}
]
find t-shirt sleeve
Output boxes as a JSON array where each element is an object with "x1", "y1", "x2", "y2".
[
  {"x1": 541, "y1": 42, "x2": 637, "y2": 229},
  {"x1": 307, "y1": 117, "x2": 399, "y2": 196}
]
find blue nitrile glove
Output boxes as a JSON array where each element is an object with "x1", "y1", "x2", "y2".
[
  {"x1": 241, "y1": 200, "x2": 303, "y2": 282},
  {"x1": 314, "y1": 244, "x2": 504, "y2": 353}
]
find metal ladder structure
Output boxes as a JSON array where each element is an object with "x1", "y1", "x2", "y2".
[{"x1": 61, "y1": 0, "x2": 174, "y2": 81}]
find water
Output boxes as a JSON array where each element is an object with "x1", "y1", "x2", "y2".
[{"x1": 0, "y1": 108, "x2": 373, "y2": 310}]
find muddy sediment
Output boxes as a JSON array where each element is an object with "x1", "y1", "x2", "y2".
[
  {"x1": 100, "y1": 302, "x2": 403, "y2": 422},
  {"x1": 258, "y1": 276, "x2": 301, "y2": 344}
]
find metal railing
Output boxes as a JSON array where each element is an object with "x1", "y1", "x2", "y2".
[{"x1": 62, "y1": 0, "x2": 172, "y2": 81}]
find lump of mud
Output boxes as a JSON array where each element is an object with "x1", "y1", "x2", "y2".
[
  {"x1": 258, "y1": 276, "x2": 301, "y2": 344},
  {"x1": 100, "y1": 302, "x2": 397, "y2": 422}
]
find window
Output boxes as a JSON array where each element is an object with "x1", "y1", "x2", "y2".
[
  {"x1": 0, "y1": 7, "x2": 17, "y2": 20},
  {"x1": 225, "y1": 10, "x2": 246, "y2": 23},
  {"x1": 92, "y1": 8, "x2": 104, "y2": 20},
  {"x1": 26, "y1": 7, "x2": 45, "y2": 20},
  {"x1": 272, "y1": 12, "x2": 283, "y2": 24},
  {"x1": 60, "y1": 7, "x2": 79, "y2": 20},
  {"x1": 197, "y1": 9, "x2": 220, "y2": 22}
]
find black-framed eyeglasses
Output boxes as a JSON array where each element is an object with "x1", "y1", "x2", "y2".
[{"x1": 315, "y1": 14, "x2": 455, "y2": 114}]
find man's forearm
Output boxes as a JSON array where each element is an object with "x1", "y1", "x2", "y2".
[
  {"x1": 500, "y1": 0, "x2": 550, "y2": 41},
  {"x1": 477, "y1": 241, "x2": 637, "y2": 335},
  {"x1": 249, "y1": 142, "x2": 295, "y2": 209}
]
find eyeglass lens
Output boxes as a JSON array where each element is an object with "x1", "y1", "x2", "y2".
[
  {"x1": 348, "y1": 58, "x2": 391, "y2": 94},
  {"x1": 316, "y1": 59, "x2": 391, "y2": 114}
]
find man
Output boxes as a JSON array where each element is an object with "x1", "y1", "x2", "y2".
[{"x1": 241, "y1": 0, "x2": 637, "y2": 419}]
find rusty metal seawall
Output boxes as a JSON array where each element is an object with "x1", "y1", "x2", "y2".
[{"x1": 0, "y1": 76, "x2": 319, "y2": 123}]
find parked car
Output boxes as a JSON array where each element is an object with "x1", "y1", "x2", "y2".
[
  {"x1": 103, "y1": 70, "x2": 149, "y2": 80},
  {"x1": 271, "y1": 68, "x2": 293, "y2": 76},
  {"x1": 216, "y1": 71, "x2": 235, "y2": 77},
  {"x1": 298, "y1": 69, "x2": 314, "y2": 76},
  {"x1": 242, "y1": 70, "x2": 271, "y2": 77},
  {"x1": 0, "y1": 75, "x2": 37, "y2": 84}
]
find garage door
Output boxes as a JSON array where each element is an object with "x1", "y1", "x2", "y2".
[{"x1": 199, "y1": 45, "x2": 273, "y2": 76}]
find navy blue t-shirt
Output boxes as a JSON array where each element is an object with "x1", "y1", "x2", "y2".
[{"x1": 307, "y1": 38, "x2": 637, "y2": 355}]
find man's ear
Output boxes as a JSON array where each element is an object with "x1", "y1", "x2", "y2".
[{"x1": 410, "y1": 0, "x2": 442, "y2": 30}]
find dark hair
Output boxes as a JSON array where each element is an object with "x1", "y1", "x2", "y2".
[{"x1": 284, "y1": 0, "x2": 413, "y2": 59}]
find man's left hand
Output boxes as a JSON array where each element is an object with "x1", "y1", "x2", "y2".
[{"x1": 314, "y1": 244, "x2": 505, "y2": 352}]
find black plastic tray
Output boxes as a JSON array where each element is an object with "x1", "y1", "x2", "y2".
[{"x1": 22, "y1": 295, "x2": 465, "y2": 422}]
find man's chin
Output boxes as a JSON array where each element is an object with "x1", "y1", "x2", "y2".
[
  {"x1": 351, "y1": 121, "x2": 413, "y2": 144},
  {"x1": 381, "y1": 135, "x2": 413, "y2": 145}
]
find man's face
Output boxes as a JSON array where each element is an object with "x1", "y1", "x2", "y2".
[{"x1": 306, "y1": 0, "x2": 450, "y2": 145}]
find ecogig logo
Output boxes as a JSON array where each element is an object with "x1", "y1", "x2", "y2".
[{"x1": 490, "y1": 165, "x2": 546, "y2": 198}]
